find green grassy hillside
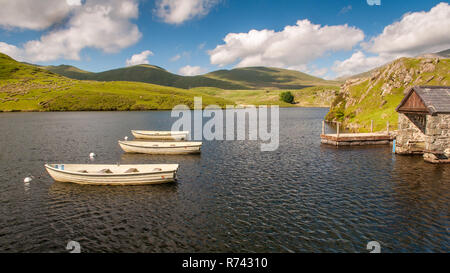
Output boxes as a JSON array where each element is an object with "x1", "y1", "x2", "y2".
[
  {"x1": 45, "y1": 63, "x2": 340, "y2": 90},
  {"x1": 45, "y1": 64, "x2": 250, "y2": 90},
  {"x1": 44, "y1": 64, "x2": 92, "y2": 79},
  {"x1": 0, "y1": 52, "x2": 340, "y2": 111},
  {"x1": 0, "y1": 53, "x2": 233, "y2": 111},
  {"x1": 192, "y1": 85, "x2": 339, "y2": 107},
  {"x1": 436, "y1": 49, "x2": 450, "y2": 58},
  {"x1": 206, "y1": 67, "x2": 339, "y2": 89},
  {"x1": 325, "y1": 57, "x2": 450, "y2": 132}
]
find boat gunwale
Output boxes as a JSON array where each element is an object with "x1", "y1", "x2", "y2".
[
  {"x1": 132, "y1": 130, "x2": 189, "y2": 136},
  {"x1": 118, "y1": 140, "x2": 202, "y2": 148},
  {"x1": 44, "y1": 164, "x2": 179, "y2": 177}
]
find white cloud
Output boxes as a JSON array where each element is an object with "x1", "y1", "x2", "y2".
[
  {"x1": 310, "y1": 68, "x2": 329, "y2": 78},
  {"x1": 198, "y1": 42, "x2": 206, "y2": 50},
  {"x1": 0, "y1": 0, "x2": 141, "y2": 63},
  {"x1": 332, "y1": 51, "x2": 392, "y2": 77},
  {"x1": 154, "y1": 0, "x2": 220, "y2": 24},
  {"x1": 363, "y1": 2, "x2": 450, "y2": 56},
  {"x1": 170, "y1": 54, "x2": 181, "y2": 62},
  {"x1": 0, "y1": 0, "x2": 75, "y2": 30},
  {"x1": 178, "y1": 65, "x2": 205, "y2": 76},
  {"x1": 0, "y1": 42, "x2": 24, "y2": 60},
  {"x1": 126, "y1": 50, "x2": 154, "y2": 66},
  {"x1": 170, "y1": 51, "x2": 191, "y2": 62},
  {"x1": 333, "y1": 3, "x2": 450, "y2": 77},
  {"x1": 340, "y1": 5, "x2": 352, "y2": 14},
  {"x1": 209, "y1": 19, "x2": 364, "y2": 70}
]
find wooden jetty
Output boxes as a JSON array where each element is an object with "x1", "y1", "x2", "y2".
[{"x1": 320, "y1": 121, "x2": 395, "y2": 146}]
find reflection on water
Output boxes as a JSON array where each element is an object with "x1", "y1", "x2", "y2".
[
  {"x1": 48, "y1": 180, "x2": 180, "y2": 198},
  {"x1": 389, "y1": 156, "x2": 449, "y2": 252},
  {"x1": 0, "y1": 109, "x2": 448, "y2": 253}
]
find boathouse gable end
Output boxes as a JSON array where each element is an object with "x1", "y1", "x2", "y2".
[
  {"x1": 395, "y1": 86, "x2": 450, "y2": 163},
  {"x1": 396, "y1": 86, "x2": 450, "y2": 115}
]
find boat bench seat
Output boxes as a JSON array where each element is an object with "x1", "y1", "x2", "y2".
[
  {"x1": 124, "y1": 168, "x2": 139, "y2": 173},
  {"x1": 98, "y1": 169, "x2": 113, "y2": 174},
  {"x1": 76, "y1": 168, "x2": 144, "y2": 174}
]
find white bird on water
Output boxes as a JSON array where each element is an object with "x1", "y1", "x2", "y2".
[
  {"x1": 24, "y1": 176, "x2": 33, "y2": 183},
  {"x1": 124, "y1": 136, "x2": 128, "y2": 140},
  {"x1": 89, "y1": 152, "x2": 96, "y2": 158}
]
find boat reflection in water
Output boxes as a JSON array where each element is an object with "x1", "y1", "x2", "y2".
[{"x1": 47, "y1": 177, "x2": 180, "y2": 199}]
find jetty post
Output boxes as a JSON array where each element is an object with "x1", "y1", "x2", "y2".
[
  {"x1": 322, "y1": 121, "x2": 325, "y2": 135},
  {"x1": 336, "y1": 122, "x2": 340, "y2": 137}
]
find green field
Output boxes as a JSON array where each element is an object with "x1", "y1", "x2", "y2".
[
  {"x1": 0, "y1": 53, "x2": 337, "y2": 112},
  {"x1": 192, "y1": 86, "x2": 339, "y2": 107},
  {"x1": 0, "y1": 53, "x2": 232, "y2": 111}
]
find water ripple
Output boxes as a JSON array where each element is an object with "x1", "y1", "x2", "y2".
[{"x1": 0, "y1": 109, "x2": 448, "y2": 252}]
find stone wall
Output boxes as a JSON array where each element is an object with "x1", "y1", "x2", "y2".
[
  {"x1": 395, "y1": 113, "x2": 426, "y2": 154},
  {"x1": 424, "y1": 114, "x2": 450, "y2": 154},
  {"x1": 396, "y1": 112, "x2": 450, "y2": 158}
]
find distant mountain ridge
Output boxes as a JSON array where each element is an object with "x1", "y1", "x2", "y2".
[
  {"x1": 336, "y1": 48, "x2": 450, "y2": 81},
  {"x1": 437, "y1": 49, "x2": 450, "y2": 58},
  {"x1": 205, "y1": 66, "x2": 337, "y2": 89},
  {"x1": 0, "y1": 52, "x2": 233, "y2": 111},
  {"x1": 0, "y1": 52, "x2": 338, "y2": 112},
  {"x1": 417, "y1": 48, "x2": 450, "y2": 59},
  {"x1": 44, "y1": 63, "x2": 339, "y2": 90},
  {"x1": 45, "y1": 64, "x2": 247, "y2": 90}
]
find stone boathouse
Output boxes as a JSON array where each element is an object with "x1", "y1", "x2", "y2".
[{"x1": 395, "y1": 86, "x2": 450, "y2": 163}]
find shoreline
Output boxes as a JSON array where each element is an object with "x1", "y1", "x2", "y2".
[{"x1": 0, "y1": 105, "x2": 330, "y2": 113}]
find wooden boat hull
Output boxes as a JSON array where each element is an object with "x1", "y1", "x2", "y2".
[
  {"x1": 118, "y1": 141, "x2": 202, "y2": 155},
  {"x1": 132, "y1": 130, "x2": 188, "y2": 140},
  {"x1": 45, "y1": 164, "x2": 178, "y2": 186}
]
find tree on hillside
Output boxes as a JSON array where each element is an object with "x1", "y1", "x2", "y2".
[{"x1": 280, "y1": 91, "x2": 294, "y2": 104}]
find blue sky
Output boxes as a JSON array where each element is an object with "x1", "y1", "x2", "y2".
[{"x1": 0, "y1": 0, "x2": 449, "y2": 79}]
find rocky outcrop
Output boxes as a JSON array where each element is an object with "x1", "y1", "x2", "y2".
[{"x1": 325, "y1": 57, "x2": 449, "y2": 132}]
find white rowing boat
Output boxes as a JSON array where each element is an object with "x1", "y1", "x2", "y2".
[
  {"x1": 45, "y1": 164, "x2": 179, "y2": 185},
  {"x1": 118, "y1": 140, "x2": 202, "y2": 154},
  {"x1": 132, "y1": 130, "x2": 189, "y2": 140}
]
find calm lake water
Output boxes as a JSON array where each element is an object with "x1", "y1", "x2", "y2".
[{"x1": 0, "y1": 108, "x2": 448, "y2": 253}]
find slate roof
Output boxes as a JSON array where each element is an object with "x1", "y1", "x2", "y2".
[{"x1": 396, "y1": 86, "x2": 450, "y2": 115}]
